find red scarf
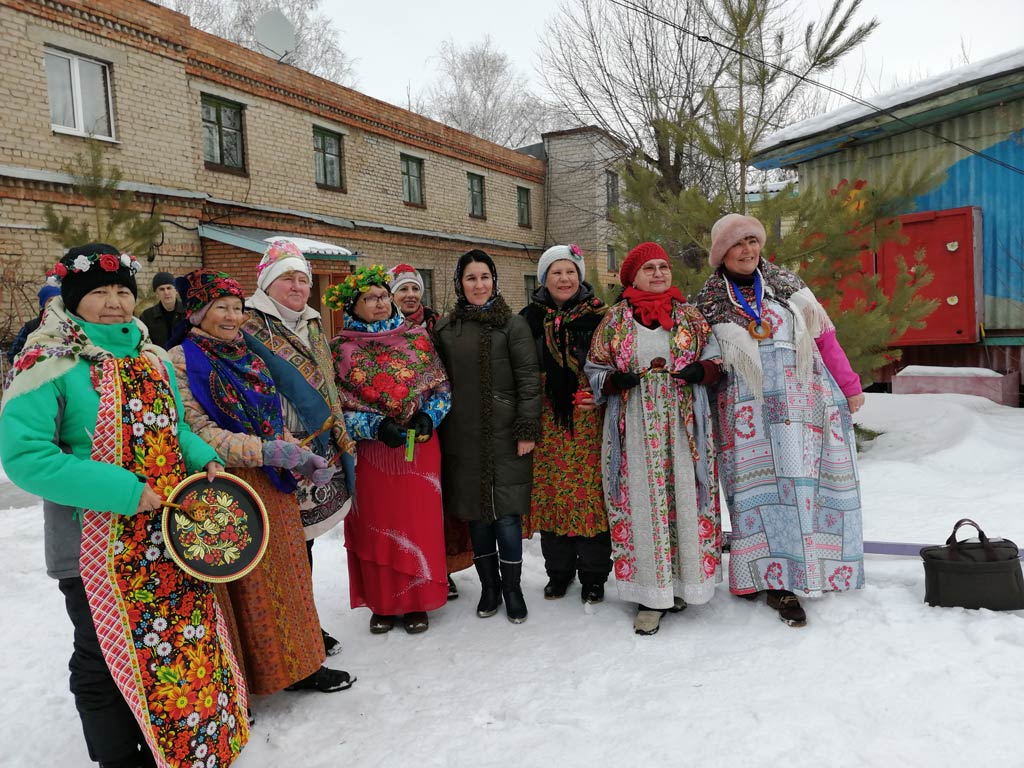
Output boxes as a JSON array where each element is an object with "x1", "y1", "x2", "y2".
[{"x1": 623, "y1": 286, "x2": 685, "y2": 329}]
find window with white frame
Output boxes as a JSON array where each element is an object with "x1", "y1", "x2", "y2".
[
  {"x1": 314, "y1": 127, "x2": 345, "y2": 190},
  {"x1": 44, "y1": 47, "x2": 114, "y2": 139},
  {"x1": 201, "y1": 94, "x2": 246, "y2": 171}
]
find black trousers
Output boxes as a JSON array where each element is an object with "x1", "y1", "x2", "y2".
[
  {"x1": 58, "y1": 577, "x2": 155, "y2": 767},
  {"x1": 540, "y1": 530, "x2": 612, "y2": 585}
]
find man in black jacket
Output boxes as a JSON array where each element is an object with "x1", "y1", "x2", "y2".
[
  {"x1": 6, "y1": 283, "x2": 61, "y2": 364},
  {"x1": 139, "y1": 271, "x2": 185, "y2": 348}
]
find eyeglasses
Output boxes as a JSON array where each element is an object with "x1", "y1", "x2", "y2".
[{"x1": 359, "y1": 293, "x2": 391, "y2": 306}]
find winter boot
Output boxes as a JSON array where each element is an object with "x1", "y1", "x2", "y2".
[
  {"x1": 766, "y1": 590, "x2": 807, "y2": 627},
  {"x1": 499, "y1": 559, "x2": 528, "y2": 624},
  {"x1": 580, "y1": 582, "x2": 605, "y2": 604},
  {"x1": 473, "y1": 553, "x2": 502, "y2": 618},
  {"x1": 543, "y1": 572, "x2": 573, "y2": 599}
]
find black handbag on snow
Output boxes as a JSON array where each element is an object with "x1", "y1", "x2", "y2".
[{"x1": 920, "y1": 518, "x2": 1024, "y2": 611}]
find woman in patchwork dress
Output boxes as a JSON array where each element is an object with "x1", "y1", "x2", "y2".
[
  {"x1": 695, "y1": 213, "x2": 865, "y2": 627},
  {"x1": 587, "y1": 242, "x2": 723, "y2": 636}
]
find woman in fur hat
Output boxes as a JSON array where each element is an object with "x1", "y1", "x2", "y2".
[
  {"x1": 695, "y1": 214, "x2": 865, "y2": 627},
  {"x1": 586, "y1": 242, "x2": 723, "y2": 636},
  {"x1": 521, "y1": 244, "x2": 612, "y2": 605},
  {"x1": 433, "y1": 249, "x2": 541, "y2": 624},
  {"x1": 326, "y1": 265, "x2": 451, "y2": 634},
  {"x1": 168, "y1": 268, "x2": 354, "y2": 693},
  {"x1": 0, "y1": 244, "x2": 248, "y2": 768},
  {"x1": 242, "y1": 240, "x2": 356, "y2": 656}
]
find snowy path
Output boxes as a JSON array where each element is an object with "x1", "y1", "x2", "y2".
[{"x1": 1, "y1": 393, "x2": 1021, "y2": 767}]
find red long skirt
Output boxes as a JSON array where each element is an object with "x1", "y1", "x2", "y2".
[{"x1": 345, "y1": 433, "x2": 448, "y2": 614}]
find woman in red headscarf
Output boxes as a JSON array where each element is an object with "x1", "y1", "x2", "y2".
[{"x1": 586, "y1": 242, "x2": 723, "y2": 636}]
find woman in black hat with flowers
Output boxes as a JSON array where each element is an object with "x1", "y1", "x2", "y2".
[{"x1": 0, "y1": 244, "x2": 249, "y2": 767}]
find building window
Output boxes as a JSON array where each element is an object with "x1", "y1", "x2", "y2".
[
  {"x1": 201, "y1": 95, "x2": 245, "y2": 172},
  {"x1": 420, "y1": 268, "x2": 434, "y2": 309},
  {"x1": 44, "y1": 48, "x2": 114, "y2": 139},
  {"x1": 314, "y1": 127, "x2": 345, "y2": 190},
  {"x1": 607, "y1": 244, "x2": 618, "y2": 272},
  {"x1": 524, "y1": 274, "x2": 538, "y2": 303},
  {"x1": 516, "y1": 186, "x2": 531, "y2": 227},
  {"x1": 401, "y1": 154, "x2": 425, "y2": 206},
  {"x1": 467, "y1": 173, "x2": 486, "y2": 218},
  {"x1": 605, "y1": 170, "x2": 619, "y2": 218}
]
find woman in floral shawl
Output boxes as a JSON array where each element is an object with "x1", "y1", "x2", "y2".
[
  {"x1": 242, "y1": 240, "x2": 356, "y2": 655},
  {"x1": 521, "y1": 244, "x2": 611, "y2": 605},
  {"x1": 694, "y1": 214, "x2": 864, "y2": 627},
  {"x1": 0, "y1": 244, "x2": 248, "y2": 768},
  {"x1": 169, "y1": 269, "x2": 354, "y2": 694},
  {"x1": 586, "y1": 242, "x2": 723, "y2": 636},
  {"x1": 327, "y1": 265, "x2": 451, "y2": 635}
]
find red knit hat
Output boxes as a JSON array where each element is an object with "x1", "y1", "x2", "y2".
[{"x1": 620, "y1": 242, "x2": 669, "y2": 287}]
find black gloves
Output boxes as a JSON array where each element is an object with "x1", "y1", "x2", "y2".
[
  {"x1": 407, "y1": 411, "x2": 433, "y2": 441},
  {"x1": 603, "y1": 371, "x2": 642, "y2": 395},
  {"x1": 672, "y1": 362, "x2": 705, "y2": 384},
  {"x1": 377, "y1": 417, "x2": 407, "y2": 448}
]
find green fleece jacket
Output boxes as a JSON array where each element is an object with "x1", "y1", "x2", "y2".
[{"x1": 0, "y1": 318, "x2": 220, "y2": 578}]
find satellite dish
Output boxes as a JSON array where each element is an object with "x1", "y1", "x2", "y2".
[{"x1": 254, "y1": 8, "x2": 296, "y2": 62}]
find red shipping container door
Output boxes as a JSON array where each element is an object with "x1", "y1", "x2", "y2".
[{"x1": 879, "y1": 206, "x2": 983, "y2": 346}]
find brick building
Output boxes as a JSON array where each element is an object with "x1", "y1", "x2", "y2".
[
  {"x1": 0, "y1": 0, "x2": 578, "y2": 344},
  {"x1": 519, "y1": 127, "x2": 625, "y2": 295}
]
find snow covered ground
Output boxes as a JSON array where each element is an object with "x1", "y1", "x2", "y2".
[{"x1": 2, "y1": 393, "x2": 1022, "y2": 767}]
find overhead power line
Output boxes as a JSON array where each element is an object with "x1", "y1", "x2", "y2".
[{"x1": 605, "y1": 0, "x2": 1024, "y2": 177}]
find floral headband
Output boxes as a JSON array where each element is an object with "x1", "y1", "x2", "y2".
[
  {"x1": 323, "y1": 264, "x2": 391, "y2": 310},
  {"x1": 47, "y1": 250, "x2": 141, "y2": 282}
]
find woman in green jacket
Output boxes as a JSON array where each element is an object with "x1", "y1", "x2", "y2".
[{"x1": 0, "y1": 244, "x2": 248, "y2": 768}]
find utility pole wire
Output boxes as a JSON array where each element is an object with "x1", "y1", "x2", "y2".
[{"x1": 606, "y1": 0, "x2": 1024, "y2": 177}]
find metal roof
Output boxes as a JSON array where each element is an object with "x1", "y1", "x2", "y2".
[
  {"x1": 198, "y1": 225, "x2": 357, "y2": 260},
  {"x1": 754, "y1": 46, "x2": 1024, "y2": 169}
]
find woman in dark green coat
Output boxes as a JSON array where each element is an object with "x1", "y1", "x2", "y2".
[{"x1": 434, "y1": 250, "x2": 541, "y2": 624}]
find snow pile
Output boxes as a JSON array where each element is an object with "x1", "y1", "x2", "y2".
[
  {"x1": 1, "y1": 393, "x2": 1022, "y2": 767},
  {"x1": 758, "y1": 45, "x2": 1024, "y2": 150},
  {"x1": 895, "y1": 365, "x2": 1004, "y2": 378}
]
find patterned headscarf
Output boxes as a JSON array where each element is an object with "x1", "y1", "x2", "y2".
[
  {"x1": 175, "y1": 269, "x2": 245, "y2": 326},
  {"x1": 256, "y1": 240, "x2": 311, "y2": 292}
]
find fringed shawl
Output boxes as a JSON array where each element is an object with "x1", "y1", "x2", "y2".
[{"x1": 694, "y1": 262, "x2": 834, "y2": 400}]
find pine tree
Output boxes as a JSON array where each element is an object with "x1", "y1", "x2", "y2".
[
  {"x1": 43, "y1": 140, "x2": 164, "y2": 259},
  {"x1": 614, "y1": 164, "x2": 942, "y2": 382}
]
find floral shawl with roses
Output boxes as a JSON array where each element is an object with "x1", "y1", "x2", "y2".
[
  {"x1": 586, "y1": 298, "x2": 721, "y2": 607},
  {"x1": 181, "y1": 329, "x2": 297, "y2": 493},
  {"x1": 331, "y1": 313, "x2": 451, "y2": 440},
  {"x1": 2, "y1": 295, "x2": 165, "y2": 411}
]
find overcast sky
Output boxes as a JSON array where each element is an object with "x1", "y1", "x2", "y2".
[{"x1": 322, "y1": 0, "x2": 1024, "y2": 115}]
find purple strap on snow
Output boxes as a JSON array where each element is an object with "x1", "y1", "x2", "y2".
[
  {"x1": 725, "y1": 533, "x2": 1023, "y2": 559},
  {"x1": 863, "y1": 540, "x2": 930, "y2": 557}
]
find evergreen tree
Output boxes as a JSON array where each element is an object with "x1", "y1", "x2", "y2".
[
  {"x1": 43, "y1": 140, "x2": 164, "y2": 259},
  {"x1": 614, "y1": 164, "x2": 942, "y2": 382}
]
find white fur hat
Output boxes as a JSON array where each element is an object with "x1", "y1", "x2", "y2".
[
  {"x1": 537, "y1": 243, "x2": 586, "y2": 284},
  {"x1": 708, "y1": 214, "x2": 767, "y2": 267}
]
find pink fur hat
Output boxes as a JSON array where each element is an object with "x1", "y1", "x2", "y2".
[{"x1": 708, "y1": 214, "x2": 767, "y2": 268}]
